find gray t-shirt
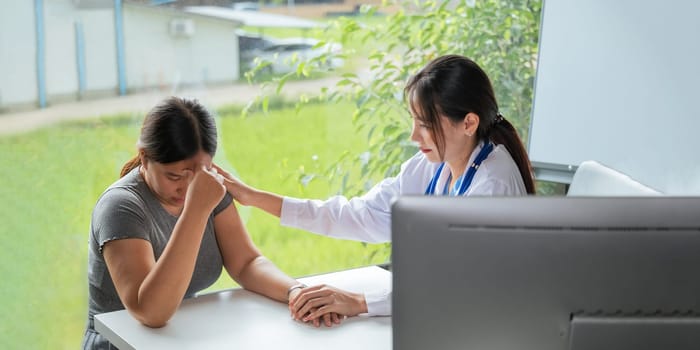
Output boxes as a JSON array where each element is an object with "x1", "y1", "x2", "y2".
[{"x1": 82, "y1": 167, "x2": 232, "y2": 350}]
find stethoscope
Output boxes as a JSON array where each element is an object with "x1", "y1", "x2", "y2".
[{"x1": 424, "y1": 142, "x2": 495, "y2": 196}]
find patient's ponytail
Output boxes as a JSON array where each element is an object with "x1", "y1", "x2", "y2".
[{"x1": 120, "y1": 156, "x2": 141, "y2": 178}]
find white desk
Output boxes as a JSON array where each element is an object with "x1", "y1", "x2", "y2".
[{"x1": 95, "y1": 266, "x2": 392, "y2": 350}]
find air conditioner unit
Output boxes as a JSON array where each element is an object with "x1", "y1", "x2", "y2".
[
  {"x1": 73, "y1": 0, "x2": 112, "y2": 8},
  {"x1": 169, "y1": 18, "x2": 195, "y2": 38}
]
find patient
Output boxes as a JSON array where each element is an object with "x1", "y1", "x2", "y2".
[{"x1": 82, "y1": 97, "x2": 337, "y2": 350}]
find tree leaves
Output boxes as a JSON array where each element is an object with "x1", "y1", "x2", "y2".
[{"x1": 249, "y1": 0, "x2": 541, "y2": 198}]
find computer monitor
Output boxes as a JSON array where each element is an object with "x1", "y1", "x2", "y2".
[{"x1": 392, "y1": 196, "x2": 700, "y2": 350}]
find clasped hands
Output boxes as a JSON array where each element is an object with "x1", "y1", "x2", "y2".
[{"x1": 287, "y1": 284, "x2": 368, "y2": 327}]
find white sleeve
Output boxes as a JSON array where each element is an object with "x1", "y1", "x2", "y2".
[
  {"x1": 279, "y1": 175, "x2": 399, "y2": 243},
  {"x1": 279, "y1": 152, "x2": 434, "y2": 243},
  {"x1": 363, "y1": 289, "x2": 392, "y2": 316}
]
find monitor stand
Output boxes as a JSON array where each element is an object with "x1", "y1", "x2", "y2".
[{"x1": 570, "y1": 315, "x2": 700, "y2": 350}]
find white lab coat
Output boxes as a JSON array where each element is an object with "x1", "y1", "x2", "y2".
[{"x1": 280, "y1": 142, "x2": 527, "y2": 315}]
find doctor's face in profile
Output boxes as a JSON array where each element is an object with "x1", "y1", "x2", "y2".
[
  {"x1": 410, "y1": 109, "x2": 469, "y2": 164},
  {"x1": 411, "y1": 114, "x2": 441, "y2": 163}
]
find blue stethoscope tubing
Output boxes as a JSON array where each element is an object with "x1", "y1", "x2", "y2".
[{"x1": 424, "y1": 142, "x2": 495, "y2": 196}]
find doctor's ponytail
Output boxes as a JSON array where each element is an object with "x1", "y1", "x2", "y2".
[{"x1": 484, "y1": 113, "x2": 535, "y2": 194}]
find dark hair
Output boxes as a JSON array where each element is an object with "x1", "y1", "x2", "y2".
[
  {"x1": 120, "y1": 97, "x2": 218, "y2": 177},
  {"x1": 405, "y1": 54, "x2": 535, "y2": 194}
]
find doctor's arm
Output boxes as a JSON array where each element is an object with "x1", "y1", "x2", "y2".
[
  {"x1": 214, "y1": 164, "x2": 398, "y2": 243},
  {"x1": 212, "y1": 163, "x2": 283, "y2": 217}
]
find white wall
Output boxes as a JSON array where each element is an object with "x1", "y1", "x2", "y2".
[
  {"x1": 43, "y1": 1, "x2": 118, "y2": 102},
  {"x1": 0, "y1": 1, "x2": 38, "y2": 107},
  {"x1": 190, "y1": 19, "x2": 240, "y2": 84},
  {"x1": 44, "y1": 0, "x2": 79, "y2": 100},
  {"x1": 123, "y1": 7, "x2": 179, "y2": 90},
  {"x1": 0, "y1": 1, "x2": 239, "y2": 110},
  {"x1": 529, "y1": 0, "x2": 700, "y2": 194},
  {"x1": 0, "y1": 0, "x2": 116, "y2": 108},
  {"x1": 80, "y1": 9, "x2": 117, "y2": 93},
  {"x1": 123, "y1": 5, "x2": 238, "y2": 92}
]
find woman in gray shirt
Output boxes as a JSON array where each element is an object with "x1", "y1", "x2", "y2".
[{"x1": 82, "y1": 97, "x2": 319, "y2": 349}]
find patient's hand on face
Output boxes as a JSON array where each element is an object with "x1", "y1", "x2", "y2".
[
  {"x1": 289, "y1": 285, "x2": 368, "y2": 327},
  {"x1": 184, "y1": 165, "x2": 226, "y2": 214}
]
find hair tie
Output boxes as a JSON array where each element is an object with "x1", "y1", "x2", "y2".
[{"x1": 493, "y1": 113, "x2": 505, "y2": 125}]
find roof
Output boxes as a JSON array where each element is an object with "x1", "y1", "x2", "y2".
[
  {"x1": 184, "y1": 6, "x2": 321, "y2": 29},
  {"x1": 123, "y1": 2, "x2": 244, "y2": 27}
]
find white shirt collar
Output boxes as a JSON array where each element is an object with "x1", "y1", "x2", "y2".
[{"x1": 433, "y1": 141, "x2": 486, "y2": 196}]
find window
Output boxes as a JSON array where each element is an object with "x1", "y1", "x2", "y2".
[{"x1": 0, "y1": 0, "x2": 542, "y2": 348}]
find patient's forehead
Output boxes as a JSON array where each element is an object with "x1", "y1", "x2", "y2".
[{"x1": 159, "y1": 151, "x2": 213, "y2": 173}]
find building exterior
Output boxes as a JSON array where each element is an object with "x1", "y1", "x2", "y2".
[{"x1": 0, "y1": 0, "x2": 242, "y2": 111}]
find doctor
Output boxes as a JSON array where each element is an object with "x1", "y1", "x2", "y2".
[{"x1": 215, "y1": 54, "x2": 536, "y2": 323}]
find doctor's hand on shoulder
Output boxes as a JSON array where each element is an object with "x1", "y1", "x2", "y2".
[
  {"x1": 212, "y1": 163, "x2": 285, "y2": 217},
  {"x1": 210, "y1": 164, "x2": 251, "y2": 203}
]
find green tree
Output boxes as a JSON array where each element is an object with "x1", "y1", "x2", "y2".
[
  {"x1": 246, "y1": 0, "x2": 545, "y2": 262},
  {"x1": 251, "y1": 0, "x2": 542, "y2": 196}
]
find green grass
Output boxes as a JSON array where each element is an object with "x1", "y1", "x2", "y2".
[
  {"x1": 0, "y1": 102, "x2": 388, "y2": 349},
  {"x1": 0, "y1": 116, "x2": 139, "y2": 349}
]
